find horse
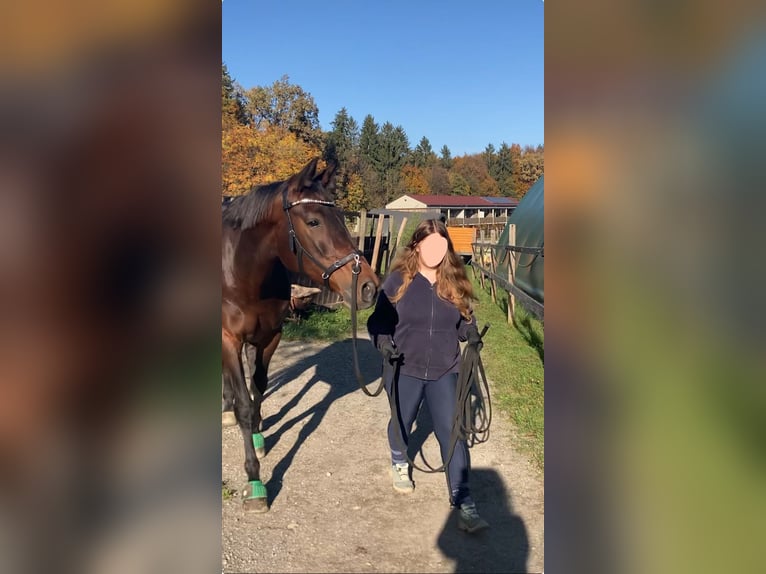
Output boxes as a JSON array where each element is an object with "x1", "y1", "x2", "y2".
[{"x1": 221, "y1": 158, "x2": 379, "y2": 512}]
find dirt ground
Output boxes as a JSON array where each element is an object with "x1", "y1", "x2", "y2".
[{"x1": 222, "y1": 337, "x2": 544, "y2": 573}]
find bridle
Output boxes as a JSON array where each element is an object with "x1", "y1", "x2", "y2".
[
  {"x1": 281, "y1": 187, "x2": 384, "y2": 396},
  {"x1": 282, "y1": 188, "x2": 361, "y2": 288}
]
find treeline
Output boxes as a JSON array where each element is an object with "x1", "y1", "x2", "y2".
[{"x1": 223, "y1": 65, "x2": 543, "y2": 210}]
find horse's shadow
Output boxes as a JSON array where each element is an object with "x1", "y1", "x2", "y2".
[{"x1": 244, "y1": 338, "x2": 382, "y2": 506}]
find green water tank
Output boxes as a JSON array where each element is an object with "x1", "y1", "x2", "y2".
[{"x1": 496, "y1": 175, "x2": 544, "y2": 303}]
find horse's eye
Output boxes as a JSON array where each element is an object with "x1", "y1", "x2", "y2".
[{"x1": 307, "y1": 219, "x2": 320, "y2": 228}]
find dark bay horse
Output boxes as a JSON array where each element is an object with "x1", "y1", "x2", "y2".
[{"x1": 222, "y1": 158, "x2": 379, "y2": 511}]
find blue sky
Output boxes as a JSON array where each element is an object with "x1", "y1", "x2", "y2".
[{"x1": 222, "y1": 0, "x2": 543, "y2": 157}]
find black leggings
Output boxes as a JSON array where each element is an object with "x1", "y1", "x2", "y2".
[{"x1": 386, "y1": 370, "x2": 472, "y2": 507}]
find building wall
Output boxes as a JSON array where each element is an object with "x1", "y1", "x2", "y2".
[{"x1": 385, "y1": 195, "x2": 428, "y2": 210}]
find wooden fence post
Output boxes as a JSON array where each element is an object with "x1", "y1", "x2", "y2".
[
  {"x1": 488, "y1": 242, "x2": 498, "y2": 304},
  {"x1": 507, "y1": 223, "x2": 516, "y2": 325},
  {"x1": 370, "y1": 214, "x2": 385, "y2": 274},
  {"x1": 387, "y1": 216, "x2": 408, "y2": 270},
  {"x1": 357, "y1": 209, "x2": 367, "y2": 252},
  {"x1": 479, "y1": 244, "x2": 486, "y2": 289}
]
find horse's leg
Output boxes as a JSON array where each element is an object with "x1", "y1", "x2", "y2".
[
  {"x1": 221, "y1": 373, "x2": 236, "y2": 427},
  {"x1": 250, "y1": 332, "x2": 282, "y2": 459},
  {"x1": 223, "y1": 334, "x2": 268, "y2": 512}
]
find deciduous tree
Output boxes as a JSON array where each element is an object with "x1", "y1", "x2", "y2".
[{"x1": 245, "y1": 75, "x2": 322, "y2": 145}]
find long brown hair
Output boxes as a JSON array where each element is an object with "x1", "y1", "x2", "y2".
[{"x1": 389, "y1": 219, "x2": 475, "y2": 319}]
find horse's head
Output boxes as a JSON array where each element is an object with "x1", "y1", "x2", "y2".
[{"x1": 277, "y1": 158, "x2": 379, "y2": 309}]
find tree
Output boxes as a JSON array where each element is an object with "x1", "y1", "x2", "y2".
[
  {"x1": 517, "y1": 146, "x2": 544, "y2": 196},
  {"x1": 428, "y1": 165, "x2": 451, "y2": 195},
  {"x1": 452, "y1": 155, "x2": 500, "y2": 196},
  {"x1": 439, "y1": 145, "x2": 453, "y2": 169},
  {"x1": 222, "y1": 124, "x2": 320, "y2": 196},
  {"x1": 222, "y1": 63, "x2": 248, "y2": 129},
  {"x1": 448, "y1": 171, "x2": 471, "y2": 196},
  {"x1": 484, "y1": 143, "x2": 498, "y2": 180},
  {"x1": 411, "y1": 136, "x2": 437, "y2": 168},
  {"x1": 339, "y1": 171, "x2": 367, "y2": 212},
  {"x1": 358, "y1": 115, "x2": 380, "y2": 166},
  {"x1": 323, "y1": 107, "x2": 360, "y2": 204},
  {"x1": 358, "y1": 115, "x2": 383, "y2": 205},
  {"x1": 324, "y1": 107, "x2": 359, "y2": 165},
  {"x1": 509, "y1": 143, "x2": 523, "y2": 197},
  {"x1": 245, "y1": 75, "x2": 322, "y2": 145},
  {"x1": 401, "y1": 165, "x2": 430, "y2": 195},
  {"x1": 375, "y1": 122, "x2": 410, "y2": 204},
  {"x1": 495, "y1": 142, "x2": 517, "y2": 197}
]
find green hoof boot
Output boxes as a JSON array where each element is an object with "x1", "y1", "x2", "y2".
[
  {"x1": 252, "y1": 433, "x2": 266, "y2": 458},
  {"x1": 242, "y1": 480, "x2": 268, "y2": 513}
]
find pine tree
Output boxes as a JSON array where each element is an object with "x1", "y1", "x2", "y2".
[
  {"x1": 222, "y1": 63, "x2": 248, "y2": 128},
  {"x1": 358, "y1": 115, "x2": 383, "y2": 207},
  {"x1": 323, "y1": 107, "x2": 360, "y2": 203},
  {"x1": 376, "y1": 123, "x2": 410, "y2": 204},
  {"x1": 484, "y1": 143, "x2": 498, "y2": 180},
  {"x1": 359, "y1": 115, "x2": 380, "y2": 166},
  {"x1": 439, "y1": 145, "x2": 453, "y2": 169},
  {"x1": 412, "y1": 136, "x2": 437, "y2": 168},
  {"x1": 495, "y1": 142, "x2": 516, "y2": 197}
]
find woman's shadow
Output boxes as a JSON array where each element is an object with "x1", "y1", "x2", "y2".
[
  {"x1": 243, "y1": 338, "x2": 381, "y2": 507},
  {"x1": 407, "y1": 408, "x2": 531, "y2": 573},
  {"x1": 436, "y1": 467, "x2": 531, "y2": 573}
]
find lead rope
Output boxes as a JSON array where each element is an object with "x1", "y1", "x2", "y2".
[
  {"x1": 351, "y1": 256, "x2": 385, "y2": 397},
  {"x1": 388, "y1": 324, "x2": 492, "y2": 474}
]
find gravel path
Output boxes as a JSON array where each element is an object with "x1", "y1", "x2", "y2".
[{"x1": 222, "y1": 337, "x2": 544, "y2": 573}]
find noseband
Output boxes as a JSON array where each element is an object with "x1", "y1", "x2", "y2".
[{"x1": 282, "y1": 188, "x2": 361, "y2": 288}]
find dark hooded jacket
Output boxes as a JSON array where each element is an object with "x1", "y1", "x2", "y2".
[{"x1": 367, "y1": 270, "x2": 475, "y2": 381}]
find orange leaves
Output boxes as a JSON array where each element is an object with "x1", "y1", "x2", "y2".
[
  {"x1": 222, "y1": 124, "x2": 322, "y2": 196},
  {"x1": 400, "y1": 165, "x2": 431, "y2": 195}
]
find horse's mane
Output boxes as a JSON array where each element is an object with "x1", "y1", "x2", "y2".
[{"x1": 222, "y1": 180, "x2": 283, "y2": 230}]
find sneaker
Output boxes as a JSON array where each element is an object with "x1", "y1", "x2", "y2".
[
  {"x1": 457, "y1": 501, "x2": 489, "y2": 533},
  {"x1": 391, "y1": 463, "x2": 414, "y2": 493}
]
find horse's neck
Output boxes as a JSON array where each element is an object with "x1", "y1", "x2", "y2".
[{"x1": 240, "y1": 226, "x2": 291, "y2": 297}]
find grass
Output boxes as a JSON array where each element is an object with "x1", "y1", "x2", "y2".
[
  {"x1": 281, "y1": 304, "x2": 374, "y2": 341},
  {"x1": 222, "y1": 481, "x2": 237, "y2": 501},
  {"x1": 281, "y1": 270, "x2": 545, "y2": 470},
  {"x1": 468, "y1": 271, "x2": 544, "y2": 469}
]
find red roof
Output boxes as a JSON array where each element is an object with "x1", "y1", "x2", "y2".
[{"x1": 405, "y1": 195, "x2": 518, "y2": 207}]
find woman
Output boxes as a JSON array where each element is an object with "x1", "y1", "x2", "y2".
[{"x1": 367, "y1": 219, "x2": 488, "y2": 533}]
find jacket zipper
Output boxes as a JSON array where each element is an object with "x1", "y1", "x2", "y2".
[{"x1": 424, "y1": 281, "x2": 434, "y2": 379}]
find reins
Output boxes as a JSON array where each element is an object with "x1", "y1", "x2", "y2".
[{"x1": 350, "y1": 268, "x2": 385, "y2": 396}]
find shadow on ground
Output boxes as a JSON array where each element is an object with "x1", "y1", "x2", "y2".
[
  {"x1": 240, "y1": 338, "x2": 383, "y2": 507},
  {"x1": 437, "y1": 467, "x2": 531, "y2": 574}
]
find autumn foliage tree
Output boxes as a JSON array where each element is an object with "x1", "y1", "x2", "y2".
[
  {"x1": 222, "y1": 124, "x2": 320, "y2": 196},
  {"x1": 222, "y1": 65, "x2": 543, "y2": 205},
  {"x1": 400, "y1": 165, "x2": 430, "y2": 195}
]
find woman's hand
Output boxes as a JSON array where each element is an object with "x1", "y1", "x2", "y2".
[
  {"x1": 378, "y1": 338, "x2": 401, "y2": 364},
  {"x1": 465, "y1": 323, "x2": 484, "y2": 352}
]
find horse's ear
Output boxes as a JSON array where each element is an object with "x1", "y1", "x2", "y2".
[
  {"x1": 317, "y1": 160, "x2": 338, "y2": 193},
  {"x1": 287, "y1": 157, "x2": 320, "y2": 193},
  {"x1": 298, "y1": 157, "x2": 320, "y2": 188}
]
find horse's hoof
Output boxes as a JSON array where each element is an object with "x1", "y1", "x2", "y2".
[
  {"x1": 222, "y1": 411, "x2": 237, "y2": 427},
  {"x1": 242, "y1": 481, "x2": 268, "y2": 512},
  {"x1": 243, "y1": 497, "x2": 269, "y2": 512}
]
